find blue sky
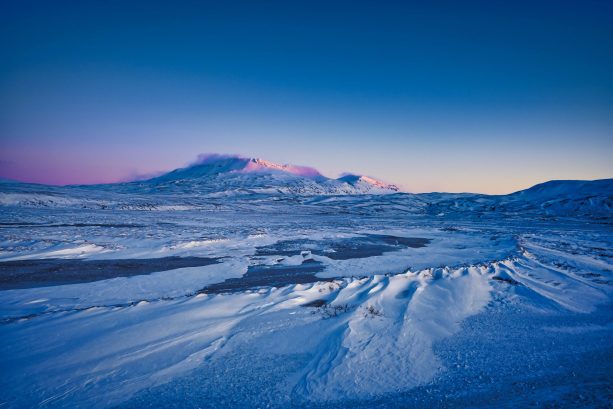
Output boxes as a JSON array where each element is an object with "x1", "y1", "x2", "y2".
[{"x1": 1, "y1": 0, "x2": 612, "y2": 192}]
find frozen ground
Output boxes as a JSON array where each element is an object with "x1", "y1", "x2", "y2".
[{"x1": 0, "y1": 174, "x2": 611, "y2": 408}]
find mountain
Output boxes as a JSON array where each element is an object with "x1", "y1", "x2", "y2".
[
  {"x1": 508, "y1": 179, "x2": 612, "y2": 201},
  {"x1": 0, "y1": 153, "x2": 610, "y2": 219},
  {"x1": 337, "y1": 174, "x2": 399, "y2": 193},
  {"x1": 425, "y1": 178, "x2": 612, "y2": 218},
  {"x1": 143, "y1": 155, "x2": 400, "y2": 195},
  {"x1": 501, "y1": 179, "x2": 613, "y2": 217}
]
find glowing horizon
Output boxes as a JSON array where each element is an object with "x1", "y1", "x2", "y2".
[
  {"x1": 1, "y1": 1, "x2": 612, "y2": 194},
  {"x1": 1, "y1": 150, "x2": 611, "y2": 196}
]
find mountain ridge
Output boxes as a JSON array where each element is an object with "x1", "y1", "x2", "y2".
[{"x1": 145, "y1": 154, "x2": 400, "y2": 195}]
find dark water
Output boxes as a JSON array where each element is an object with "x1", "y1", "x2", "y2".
[
  {"x1": 202, "y1": 234, "x2": 430, "y2": 294},
  {"x1": 256, "y1": 234, "x2": 430, "y2": 260},
  {"x1": 202, "y1": 259, "x2": 326, "y2": 294},
  {"x1": 0, "y1": 234, "x2": 429, "y2": 291},
  {"x1": 0, "y1": 256, "x2": 221, "y2": 289}
]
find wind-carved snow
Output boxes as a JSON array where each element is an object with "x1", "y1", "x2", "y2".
[
  {"x1": 295, "y1": 268, "x2": 491, "y2": 400},
  {"x1": 0, "y1": 264, "x2": 493, "y2": 407},
  {"x1": 1, "y1": 234, "x2": 611, "y2": 407}
]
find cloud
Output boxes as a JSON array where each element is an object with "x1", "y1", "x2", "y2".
[
  {"x1": 282, "y1": 164, "x2": 323, "y2": 179},
  {"x1": 118, "y1": 169, "x2": 167, "y2": 183},
  {"x1": 190, "y1": 153, "x2": 246, "y2": 166}
]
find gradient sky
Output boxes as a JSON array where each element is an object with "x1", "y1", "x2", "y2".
[{"x1": 1, "y1": 0, "x2": 612, "y2": 193}]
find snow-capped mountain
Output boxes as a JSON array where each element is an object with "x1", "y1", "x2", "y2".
[
  {"x1": 337, "y1": 174, "x2": 400, "y2": 193},
  {"x1": 144, "y1": 154, "x2": 400, "y2": 195}
]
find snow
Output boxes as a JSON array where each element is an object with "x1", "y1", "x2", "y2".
[
  {"x1": 1, "y1": 243, "x2": 109, "y2": 261},
  {"x1": 337, "y1": 173, "x2": 400, "y2": 192},
  {"x1": 0, "y1": 169, "x2": 611, "y2": 408},
  {"x1": 0, "y1": 265, "x2": 494, "y2": 406},
  {"x1": 2, "y1": 237, "x2": 610, "y2": 407}
]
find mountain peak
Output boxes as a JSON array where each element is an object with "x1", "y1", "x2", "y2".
[
  {"x1": 337, "y1": 174, "x2": 400, "y2": 192},
  {"x1": 242, "y1": 158, "x2": 324, "y2": 179},
  {"x1": 146, "y1": 153, "x2": 401, "y2": 195}
]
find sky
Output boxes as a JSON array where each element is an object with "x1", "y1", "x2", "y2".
[{"x1": 1, "y1": 0, "x2": 612, "y2": 193}]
